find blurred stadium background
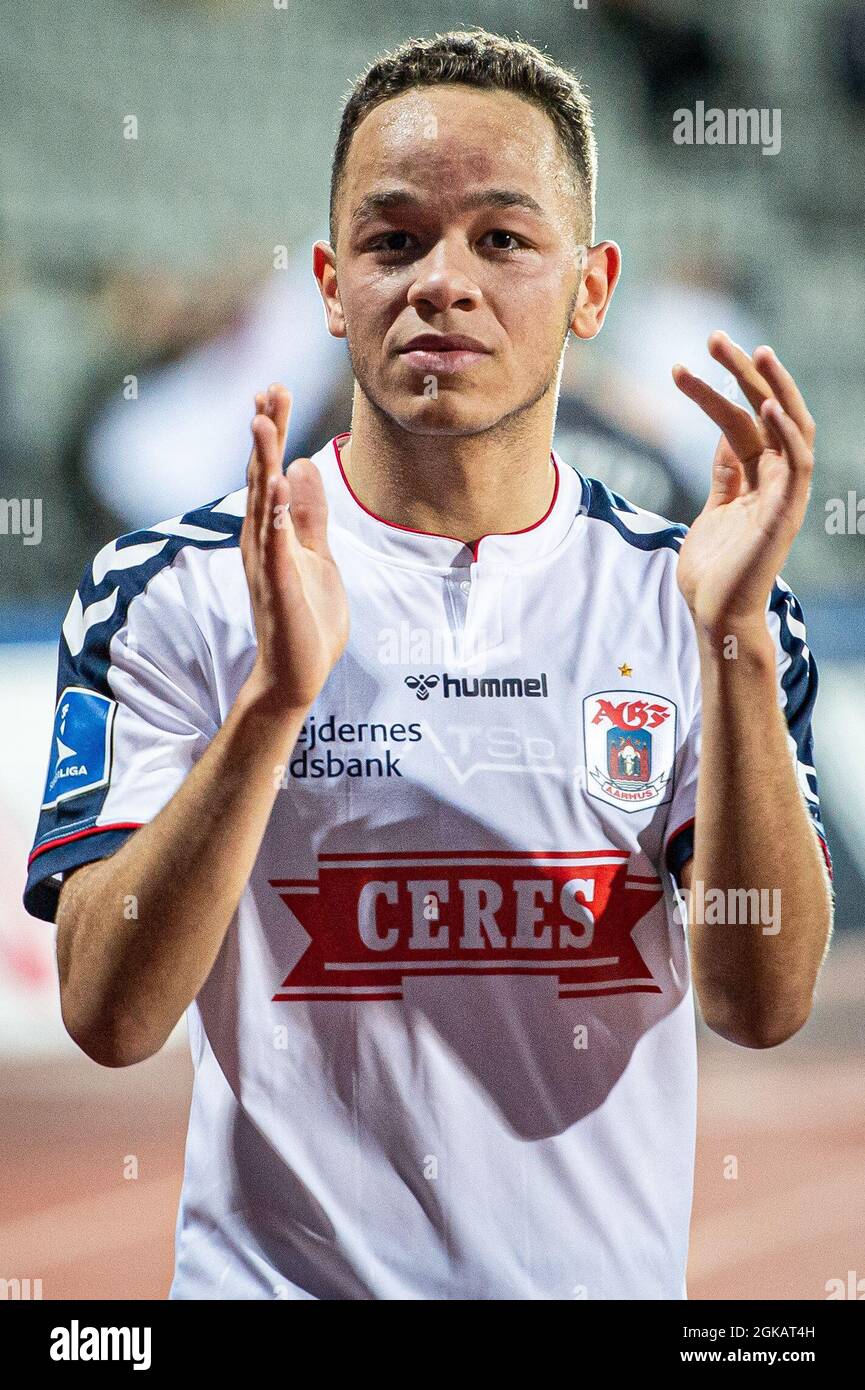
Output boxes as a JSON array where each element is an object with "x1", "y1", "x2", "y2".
[{"x1": 0, "y1": 0, "x2": 862, "y2": 1300}]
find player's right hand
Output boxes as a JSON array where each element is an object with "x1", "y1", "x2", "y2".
[{"x1": 240, "y1": 384, "x2": 349, "y2": 718}]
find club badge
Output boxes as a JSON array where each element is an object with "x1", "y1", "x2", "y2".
[{"x1": 582, "y1": 689, "x2": 677, "y2": 812}]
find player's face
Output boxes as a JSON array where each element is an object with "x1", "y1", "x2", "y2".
[{"x1": 319, "y1": 85, "x2": 594, "y2": 437}]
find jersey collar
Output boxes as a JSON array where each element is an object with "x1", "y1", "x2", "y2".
[{"x1": 317, "y1": 432, "x2": 581, "y2": 571}]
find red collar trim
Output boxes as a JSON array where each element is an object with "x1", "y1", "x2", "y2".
[{"x1": 330, "y1": 432, "x2": 559, "y2": 563}]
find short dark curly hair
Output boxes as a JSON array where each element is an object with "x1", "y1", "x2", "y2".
[{"x1": 329, "y1": 27, "x2": 597, "y2": 247}]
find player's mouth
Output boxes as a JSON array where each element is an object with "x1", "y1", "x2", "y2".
[{"x1": 397, "y1": 333, "x2": 491, "y2": 375}]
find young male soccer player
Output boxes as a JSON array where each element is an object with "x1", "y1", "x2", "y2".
[{"x1": 25, "y1": 30, "x2": 833, "y2": 1299}]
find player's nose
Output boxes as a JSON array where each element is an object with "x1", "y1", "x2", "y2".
[{"x1": 406, "y1": 238, "x2": 483, "y2": 314}]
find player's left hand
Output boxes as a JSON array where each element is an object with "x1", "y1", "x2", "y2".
[{"x1": 671, "y1": 331, "x2": 815, "y2": 637}]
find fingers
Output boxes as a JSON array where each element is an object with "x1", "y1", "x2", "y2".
[
  {"x1": 245, "y1": 383, "x2": 292, "y2": 525},
  {"x1": 672, "y1": 363, "x2": 764, "y2": 465},
  {"x1": 759, "y1": 398, "x2": 815, "y2": 533},
  {"x1": 752, "y1": 346, "x2": 815, "y2": 446},
  {"x1": 258, "y1": 463, "x2": 282, "y2": 555},
  {"x1": 707, "y1": 454, "x2": 745, "y2": 509},
  {"x1": 241, "y1": 407, "x2": 264, "y2": 568},
  {"x1": 258, "y1": 469, "x2": 299, "y2": 592},
  {"x1": 674, "y1": 333, "x2": 817, "y2": 488},
  {"x1": 246, "y1": 384, "x2": 292, "y2": 485},
  {"x1": 256, "y1": 383, "x2": 292, "y2": 464},
  {"x1": 249, "y1": 453, "x2": 328, "y2": 588},
  {"x1": 241, "y1": 383, "x2": 329, "y2": 595},
  {"x1": 281, "y1": 458, "x2": 330, "y2": 556},
  {"x1": 247, "y1": 393, "x2": 265, "y2": 484},
  {"x1": 760, "y1": 398, "x2": 814, "y2": 477},
  {"x1": 707, "y1": 331, "x2": 815, "y2": 447},
  {"x1": 253, "y1": 460, "x2": 331, "y2": 602},
  {"x1": 268, "y1": 383, "x2": 292, "y2": 459},
  {"x1": 707, "y1": 331, "x2": 773, "y2": 416},
  {"x1": 249, "y1": 414, "x2": 282, "y2": 533}
]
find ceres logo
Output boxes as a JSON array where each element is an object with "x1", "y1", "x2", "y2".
[{"x1": 270, "y1": 849, "x2": 662, "y2": 1002}]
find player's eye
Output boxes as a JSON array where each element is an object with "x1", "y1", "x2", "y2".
[
  {"x1": 369, "y1": 230, "x2": 416, "y2": 258},
  {"x1": 479, "y1": 229, "x2": 524, "y2": 253}
]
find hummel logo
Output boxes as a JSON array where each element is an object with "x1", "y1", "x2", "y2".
[
  {"x1": 404, "y1": 674, "x2": 440, "y2": 700},
  {"x1": 404, "y1": 672, "x2": 549, "y2": 700}
]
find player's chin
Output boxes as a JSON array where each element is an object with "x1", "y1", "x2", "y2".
[{"x1": 386, "y1": 386, "x2": 504, "y2": 437}]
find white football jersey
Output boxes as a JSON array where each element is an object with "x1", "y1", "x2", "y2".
[{"x1": 25, "y1": 434, "x2": 832, "y2": 1300}]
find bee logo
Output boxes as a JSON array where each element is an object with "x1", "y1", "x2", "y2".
[{"x1": 404, "y1": 674, "x2": 440, "y2": 701}]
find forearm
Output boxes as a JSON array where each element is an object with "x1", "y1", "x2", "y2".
[
  {"x1": 688, "y1": 622, "x2": 833, "y2": 1047},
  {"x1": 56, "y1": 683, "x2": 309, "y2": 1065}
]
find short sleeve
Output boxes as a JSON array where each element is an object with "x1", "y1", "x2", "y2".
[
  {"x1": 663, "y1": 578, "x2": 833, "y2": 893},
  {"x1": 663, "y1": 703, "x2": 701, "y2": 892},
  {"x1": 24, "y1": 546, "x2": 221, "y2": 922}
]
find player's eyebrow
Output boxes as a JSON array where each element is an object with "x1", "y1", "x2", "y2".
[{"x1": 349, "y1": 186, "x2": 549, "y2": 229}]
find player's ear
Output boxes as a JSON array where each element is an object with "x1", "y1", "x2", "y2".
[
  {"x1": 313, "y1": 241, "x2": 346, "y2": 340},
  {"x1": 570, "y1": 240, "x2": 621, "y2": 341}
]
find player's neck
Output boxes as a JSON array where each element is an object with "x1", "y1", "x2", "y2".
[{"x1": 338, "y1": 403, "x2": 558, "y2": 545}]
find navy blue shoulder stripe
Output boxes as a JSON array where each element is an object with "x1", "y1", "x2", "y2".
[
  {"x1": 582, "y1": 475, "x2": 689, "y2": 553},
  {"x1": 666, "y1": 580, "x2": 831, "y2": 887},
  {"x1": 768, "y1": 579, "x2": 828, "y2": 840},
  {"x1": 23, "y1": 495, "x2": 244, "y2": 919},
  {"x1": 769, "y1": 581, "x2": 814, "y2": 752},
  {"x1": 61, "y1": 495, "x2": 243, "y2": 696}
]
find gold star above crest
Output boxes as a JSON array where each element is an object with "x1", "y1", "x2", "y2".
[{"x1": 618, "y1": 662, "x2": 633, "y2": 677}]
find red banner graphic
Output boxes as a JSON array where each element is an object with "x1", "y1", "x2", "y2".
[{"x1": 271, "y1": 850, "x2": 663, "y2": 1001}]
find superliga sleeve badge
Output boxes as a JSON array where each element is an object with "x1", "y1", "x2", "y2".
[
  {"x1": 582, "y1": 690, "x2": 677, "y2": 812},
  {"x1": 41, "y1": 686, "x2": 116, "y2": 810}
]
